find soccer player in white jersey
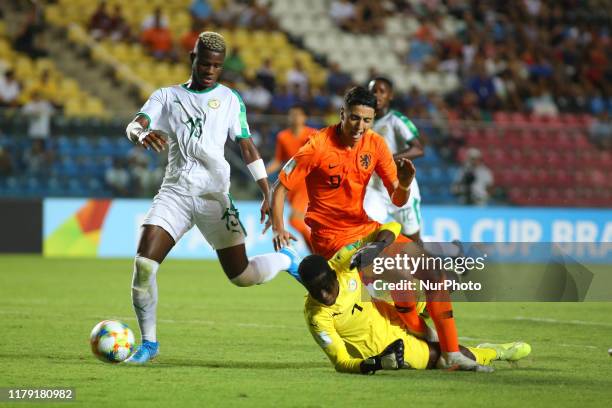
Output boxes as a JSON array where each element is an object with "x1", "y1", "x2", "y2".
[
  {"x1": 123, "y1": 32, "x2": 300, "y2": 364},
  {"x1": 363, "y1": 77, "x2": 425, "y2": 244}
]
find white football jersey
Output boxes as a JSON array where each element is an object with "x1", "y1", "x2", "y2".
[
  {"x1": 138, "y1": 83, "x2": 250, "y2": 196},
  {"x1": 369, "y1": 109, "x2": 420, "y2": 192}
]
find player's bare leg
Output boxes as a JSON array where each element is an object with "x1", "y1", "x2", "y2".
[
  {"x1": 217, "y1": 243, "x2": 297, "y2": 286},
  {"x1": 125, "y1": 225, "x2": 175, "y2": 364}
]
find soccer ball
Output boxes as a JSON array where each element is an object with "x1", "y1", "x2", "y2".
[{"x1": 89, "y1": 320, "x2": 135, "y2": 363}]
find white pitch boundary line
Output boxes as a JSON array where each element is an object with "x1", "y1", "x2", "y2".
[
  {"x1": 513, "y1": 316, "x2": 612, "y2": 328},
  {"x1": 0, "y1": 310, "x2": 605, "y2": 350}
]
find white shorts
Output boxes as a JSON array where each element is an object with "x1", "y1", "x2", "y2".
[
  {"x1": 364, "y1": 178, "x2": 422, "y2": 235},
  {"x1": 142, "y1": 190, "x2": 246, "y2": 250}
]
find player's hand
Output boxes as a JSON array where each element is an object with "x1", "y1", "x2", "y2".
[
  {"x1": 360, "y1": 339, "x2": 405, "y2": 374},
  {"x1": 349, "y1": 241, "x2": 387, "y2": 270},
  {"x1": 272, "y1": 229, "x2": 297, "y2": 251},
  {"x1": 260, "y1": 195, "x2": 271, "y2": 225},
  {"x1": 139, "y1": 131, "x2": 167, "y2": 152},
  {"x1": 396, "y1": 158, "x2": 416, "y2": 188}
]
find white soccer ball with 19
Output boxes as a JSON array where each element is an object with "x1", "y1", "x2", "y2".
[{"x1": 90, "y1": 320, "x2": 135, "y2": 363}]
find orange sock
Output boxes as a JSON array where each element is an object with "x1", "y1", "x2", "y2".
[
  {"x1": 391, "y1": 288, "x2": 427, "y2": 335},
  {"x1": 289, "y1": 215, "x2": 312, "y2": 252},
  {"x1": 425, "y1": 300, "x2": 459, "y2": 352}
]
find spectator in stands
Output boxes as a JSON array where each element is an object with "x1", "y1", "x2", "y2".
[
  {"x1": 21, "y1": 91, "x2": 54, "y2": 140},
  {"x1": 270, "y1": 84, "x2": 298, "y2": 114},
  {"x1": 105, "y1": 158, "x2": 131, "y2": 197},
  {"x1": 0, "y1": 70, "x2": 21, "y2": 107},
  {"x1": 467, "y1": 62, "x2": 498, "y2": 110},
  {"x1": 256, "y1": 58, "x2": 276, "y2": 93},
  {"x1": 329, "y1": 0, "x2": 358, "y2": 32},
  {"x1": 222, "y1": 46, "x2": 245, "y2": 82},
  {"x1": 589, "y1": 111, "x2": 612, "y2": 149},
  {"x1": 456, "y1": 91, "x2": 483, "y2": 121},
  {"x1": 88, "y1": 0, "x2": 112, "y2": 40},
  {"x1": 27, "y1": 69, "x2": 58, "y2": 106},
  {"x1": 141, "y1": 7, "x2": 169, "y2": 31},
  {"x1": 180, "y1": 20, "x2": 203, "y2": 53},
  {"x1": 0, "y1": 146, "x2": 13, "y2": 177},
  {"x1": 405, "y1": 35, "x2": 434, "y2": 68},
  {"x1": 141, "y1": 13, "x2": 174, "y2": 61},
  {"x1": 240, "y1": 0, "x2": 277, "y2": 30},
  {"x1": 286, "y1": 60, "x2": 309, "y2": 99},
  {"x1": 190, "y1": 0, "x2": 213, "y2": 25},
  {"x1": 108, "y1": 4, "x2": 132, "y2": 42},
  {"x1": 325, "y1": 62, "x2": 352, "y2": 96},
  {"x1": 214, "y1": 0, "x2": 246, "y2": 28},
  {"x1": 310, "y1": 87, "x2": 332, "y2": 115},
  {"x1": 13, "y1": 5, "x2": 46, "y2": 58},
  {"x1": 249, "y1": 0, "x2": 278, "y2": 31},
  {"x1": 355, "y1": 0, "x2": 385, "y2": 34},
  {"x1": 242, "y1": 78, "x2": 272, "y2": 113},
  {"x1": 527, "y1": 81, "x2": 559, "y2": 116},
  {"x1": 22, "y1": 139, "x2": 53, "y2": 176},
  {"x1": 452, "y1": 148, "x2": 494, "y2": 206}
]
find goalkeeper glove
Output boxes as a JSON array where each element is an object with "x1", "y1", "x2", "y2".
[
  {"x1": 350, "y1": 241, "x2": 387, "y2": 270},
  {"x1": 360, "y1": 339, "x2": 405, "y2": 374}
]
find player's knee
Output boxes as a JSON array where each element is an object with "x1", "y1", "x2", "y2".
[
  {"x1": 229, "y1": 264, "x2": 258, "y2": 287},
  {"x1": 132, "y1": 256, "x2": 159, "y2": 290}
]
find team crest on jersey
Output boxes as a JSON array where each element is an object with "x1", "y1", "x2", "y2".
[
  {"x1": 379, "y1": 125, "x2": 389, "y2": 135},
  {"x1": 208, "y1": 99, "x2": 220, "y2": 109},
  {"x1": 359, "y1": 153, "x2": 372, "y2": 170}
]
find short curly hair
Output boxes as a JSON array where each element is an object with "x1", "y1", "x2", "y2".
[{"x1": 197, "y1": 31, "x2": 226, "y2": 53}]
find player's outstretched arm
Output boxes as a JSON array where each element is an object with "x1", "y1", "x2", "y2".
[
  {"x1": 268, "y1": 181, "x2": 297, "y2": 250},
  {"x1": 125, "y1": 114, "x2": 167, "y2": 153},
  {"x1": 390, "y1": 158, "x2": 416, "y2": 207},
  {"x1": 237, "y1": 138, "x2": 271, "y2": 225}
]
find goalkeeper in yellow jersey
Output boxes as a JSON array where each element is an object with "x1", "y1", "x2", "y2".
[{"x1": 300, "y1": 222, "x2": 531, "y2": 374}]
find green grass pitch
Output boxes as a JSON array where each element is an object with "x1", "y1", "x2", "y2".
[{"x1": 1, "y1": 255, "x2": 611, "y2": 407}]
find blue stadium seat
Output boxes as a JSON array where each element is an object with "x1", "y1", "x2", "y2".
[
  {"x1": 56, "y1": 136, "x2": 76, "y2": 156},
  {"x1": 46, "y1": 177, "x2": 64, "y2": 196},
  {"x1": 57, "y1": 156, "x2": 79, "y2": 178},
  {"x1": 74, "y1": 137, "x2": 94, "y2": 156},
  {"x1": 96, "y1": 137, "x2": 115, "y2": 157}
]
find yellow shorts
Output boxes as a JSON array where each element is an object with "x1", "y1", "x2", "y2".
[{"x1": 401, "y1": 332, "x2": 430, "y2": 369}]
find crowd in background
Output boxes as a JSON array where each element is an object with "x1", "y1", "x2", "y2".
[{"x1": 1, "y1": 0, "x2": 611, "y2": 201}]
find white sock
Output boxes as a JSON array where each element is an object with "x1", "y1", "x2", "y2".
[
  {"x1": 231, "y1": 252, "x2": 291, "y2": 286},
  {"x1": 131, "y1": 256, "x2": 159, "y2": 343}
]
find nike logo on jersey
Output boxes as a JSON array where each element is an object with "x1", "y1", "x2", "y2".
[
  {"x1": 331, "y1": 312, "x2": 342, "y2": 317},
  {"x1": 328, "y1": 164, "x2": 338, "y2": 169}
]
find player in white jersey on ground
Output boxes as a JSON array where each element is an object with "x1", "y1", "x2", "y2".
[
  {"x1": 123, "y1": 32, "x2": 300, "y2": 364},
  {"x1": 363, "y1": 77, "x2": 425, "y2": 244}
]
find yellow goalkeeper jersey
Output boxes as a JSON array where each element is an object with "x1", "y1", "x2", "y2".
[{"x1": 304, "y1": 222, "x2": 430, "y2": 373}]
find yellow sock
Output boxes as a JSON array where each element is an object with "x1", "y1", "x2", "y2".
[{"x1": 467, "y1": 347, "x2": 497, "y2": 366}]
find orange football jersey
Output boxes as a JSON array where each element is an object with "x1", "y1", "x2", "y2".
[{"x1": 279, "y1": 125, "x2": 398, "y2": 257}]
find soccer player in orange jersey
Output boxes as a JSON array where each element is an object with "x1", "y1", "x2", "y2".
[
  {"x1": 266, "y1": 105, "x2": 317, "y2": 251},
  {"x1": 269, "y1": 86, "x2": 415, "y2": 259},
  {"x1": 269, "y1": 87, "x2": 475, "y2": 371}
]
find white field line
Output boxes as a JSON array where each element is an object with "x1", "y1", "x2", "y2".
[
  {"x1": 0, "y1": 310, "x2": 606, "y2": 350},
  {"x1": 513, "y1": 316, "x2": 612, "y2": 328}
]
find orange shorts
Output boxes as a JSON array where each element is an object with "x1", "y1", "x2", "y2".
[{"x1": 310, "y1": 221, "x2": 380, "y2": 259}]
